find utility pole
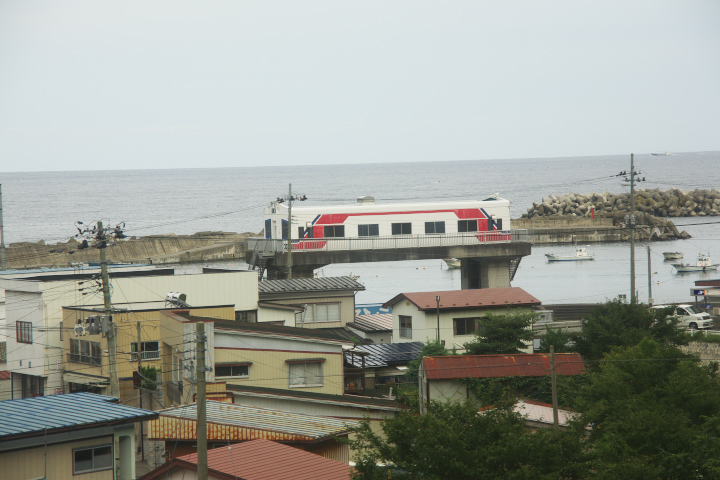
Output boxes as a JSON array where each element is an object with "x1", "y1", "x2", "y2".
[
  {"x1": 549, "y1": 345, "x2": 559, "y2": 429},
  {"x1": 274, "y1": 185, "x2": 307, "y2": 280},
  {"x1": 136, "y1": 321, "x2": 145, "y2": 461},
  {"x1": 0, "y1": 184, "x2": 7, "y2": 270},
  {"x1": 647, "y1": 245, "x2": 653, "y2": 306},
  {"x1": 618, "y1": 154, "x2": 644, "y2": 304},
  {"x1": 195, "y1": 321, "x2": 208, "y2": 480},
  {"x1": 98, "y1": 221, "x2": 120, "y2": 398},
  {"x1": 435, "y1": 295, "x2": 441, "y2": 342}
]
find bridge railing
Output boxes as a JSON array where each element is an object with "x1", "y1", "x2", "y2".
[{"x1": 248, "y1": 231, "x2": 514, "y2": 254}]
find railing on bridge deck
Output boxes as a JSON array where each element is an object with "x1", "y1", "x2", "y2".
[{"x1": 248, "y1": 231, "x2": 514, "y2": 254}]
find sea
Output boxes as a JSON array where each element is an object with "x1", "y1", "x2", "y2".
[{"x1": 2, "y1": 151, "x2": 720, "y2": 305}]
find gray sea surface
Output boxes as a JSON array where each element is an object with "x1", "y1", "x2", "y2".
[{"x1": 2, "y1": 152, "x2": 719, "y2": 304}]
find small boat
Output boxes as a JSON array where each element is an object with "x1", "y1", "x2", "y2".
[
  {"x1": 663, "y1": 252, "x2": 684, "y2": 260},
  {"x1": 443, "y1": 258, "x2": 461, "y2": 269},
  {"x1": 545, "y1": 247, "x2": 594, "y2": 262},
  {"x1": 673, "y1": 254, "x2": 718, "y2": 273}
]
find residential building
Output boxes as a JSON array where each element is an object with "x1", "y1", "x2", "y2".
[
  {"x1": 344, "y1": 342, "x2": 424, "y2": 395},
  {"x1": 147, "y1": 400, "x2": 356, "y2": 463},
  {"x1": 141, "y1": 439, "x2": 351, "y2": 480},
  {"x1": 417, "y1": 353, "x2": 585, "y2": 413},
  {"x1": 385, "y1": 287, "x2": 542, "y2": 350},
  {"x1": 0, "y1": 392, "x2": 157, "y2": 480},
  {"x1": 0, "y1": 266, "x2": 257, "y2": 398},
  {"x1": 258, "y1": 276, "x2": 365, "y2": 328},
  {"x1": 347, "y1": 313, "x2": 393, "y2": 343}
]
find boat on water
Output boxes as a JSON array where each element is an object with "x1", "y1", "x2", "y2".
[
  {"x1": 672, "y1": 254, "x2": 718, "y2": 273},
  {"x1": 443, "y1": 258, "x2": 461, "y2": 269},
  {"x1": 663, "y1": 251, "x2": 684, "y2": 260},
  {"x1": 545, "y1": 247, "x2": 594, "y2": 262}
]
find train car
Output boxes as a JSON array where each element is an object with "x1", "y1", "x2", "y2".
[{"x1": 263, "y1": 195, "x2": 512, "y2": 250}]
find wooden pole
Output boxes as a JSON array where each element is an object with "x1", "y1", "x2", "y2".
[
  {"x1": 550, "y1": 345, "x2": 559, "y2": 428},
  {"x1": 98, "y1": 221, "x2": 119, "y2": 398},
  {"x1": 137, "y1": 321, "x2": 145, "y2": 461},
  {"x1": 196, "y1": 322, "x2": 208, "y2": 480}
]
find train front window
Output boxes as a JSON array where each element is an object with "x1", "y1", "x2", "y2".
[
  {"x1": 494, "y1": 218, "x2": 503, "y2": 230},
  {"x1": 392, "y1": 223, "x2": 412, "y2": 235},
  {"x1": 324, "y1": 225, "x2": 345, "y2": 238},
  {"x1": 298, "y1": 227, "x2": 313, "y2": 238},
  {"x1": 358, "y1": 224, "x2": 379, "y2": 237},
  {"x1": 425, "y1": 221, "x2": 445, "y2": 234},
  {"x1": 458, "y1": 219, "x2": 478, "y2": 232}
]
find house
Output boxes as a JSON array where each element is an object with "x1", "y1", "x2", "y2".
[
  {"x1": 385, "y1": 287, "x2": 542, "y2": 351},
  {"x1": 0, "y1": 392, "x2": 157, "y2": 480},
  {"x1": 418, "y1": 353, "x2": 585, "y2": 413},
  {"x1": 0, "y1": 265, "x2": 257, "y2": 398},
  {"x1": 258, "y1": 276, "x2": 365, "y2": 328},
  {"x1": 347, "y1": 313, "x2": 394, "y2": 343},
  {"x1": 141, "y1": 439, "x2": 351, "y2": 480},
  {"x1": 344, "y1": 342, "x2": 424, "y2": 395},
  {"x1": 62, "y1": 303, "x2": 236, "y2": 406},
  {"x1": 146, "y1": 400, "x2": 357, "y2": 463}
]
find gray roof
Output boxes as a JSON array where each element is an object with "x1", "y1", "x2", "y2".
[
  {"x1": 159, "y1": 400, "x2": 356, "y2": 439},
  {"x1": 347, "y1": 342, "x2": 425, "y2": 368},
  {"x1": 259, "y1": 276, "x2": 365, "y2": 294},
  {"x1": 348, "y1": 314, "x2": 394, "y2": 332},
  {"x1": 0, "y1": 392, "x2": 157, "y2": 440}
]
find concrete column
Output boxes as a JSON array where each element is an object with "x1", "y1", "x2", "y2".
[{"x1": 460, "y1": 258, "x2": 511, "y2": 289}]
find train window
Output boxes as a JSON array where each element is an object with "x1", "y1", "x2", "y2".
[
  {"x1": 324, "y1": 225, "x2": 345, "y2": 238},
  {"x1": 391, "y1": 223, "x2": 412, "y2": 235},
  {"x1": 458, "y1": 220, "x2": 478, "y2": 232},
  {"x1": 425, "y1": 221, "x2": 445, "y2": 234},
  {"x1": 494, "y1": 218, "x2": 503, "y2": 230},
  {"x1": 358, "y1": 224, "x2": 379, "y2": 237},
  {"x1": 298, "y1": 227, "x2": 313, "y2": 238}
]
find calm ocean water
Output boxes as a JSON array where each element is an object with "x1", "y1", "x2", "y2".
[{"x1": 2, "y1": 152, "x2": 720, "y2": 304}]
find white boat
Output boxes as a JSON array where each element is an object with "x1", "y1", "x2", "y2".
[
  {"x1": 663, "y1": 251, "x2": 684, "y2": 260},
  {"x1": 545, "y1": 247, "x2": 594, "y2": 262},
  {"x1": 673, "y1": 254, "x2": 718, "y2": 273}
]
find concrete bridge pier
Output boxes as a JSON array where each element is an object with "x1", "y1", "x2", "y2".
[{"x1": 460, "y1": 258, "x2": 512, "y2": 289}]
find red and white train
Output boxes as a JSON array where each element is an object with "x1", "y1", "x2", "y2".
[{"x1": 263, "y1": 195, "x2": 512, "y2": 250}]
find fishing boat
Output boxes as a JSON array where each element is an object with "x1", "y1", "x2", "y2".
[
  {"x1": 662, "y1": 251, "x2": 684, "y2": 260},
  {"x1": 672, "y1": 254, "x2": 718, "y2": 273},
  {"x1": 443, "y1": 258, "x2": 461, "y2": 269},
  {"x1": 545, "y1": 247, "x2": 594, "y2": 262}
]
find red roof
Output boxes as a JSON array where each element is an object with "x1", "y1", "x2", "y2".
[
  {"x1": 385, "y1": 288, "x2": 541, "y2": 311},
  {"x1": 144, "y1": 439, "x2": 351, "y2": 480},
  {"x1": 422, "y1": 353, "x2": 585, "y2": 380}
]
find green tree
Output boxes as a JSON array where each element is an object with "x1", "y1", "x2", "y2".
[
  {"x1": 578, "y1": 338, "x2": 720, "y2": 479},
  {"x1": 573, "y1": 301, "x2": 686, "y2": 363},
  {"x1": 536, "y1": 326, "x2": 574, "y2": 353},
  {"x1": 464, "y1": 310, "x2": 535, "y2": 355},
  {"x1": 350, "y1": 402, "x2": 587, "y2": 480},
  {"x1": 400, "y1": 341, "x2": 450, "y2": 409}
]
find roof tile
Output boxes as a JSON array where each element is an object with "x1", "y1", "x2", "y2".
[
  {"x1": 259, "y1": 276, "x2": 365, "y2": 294},
  {"x1": 385, "y1": 287, "x2": 541, "y2": 311}
]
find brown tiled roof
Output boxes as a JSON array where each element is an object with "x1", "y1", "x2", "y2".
[
  {"x1": 422, "y1": 353, "x2": 585, "y2": 380},
  {"x1": 385, "y1": 287, "x2": 541, "y2": 311}
]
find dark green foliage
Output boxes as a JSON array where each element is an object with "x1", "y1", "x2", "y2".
[
  {"x1": 537, "y1": 326, "x2": 574, "y2": 353},
  {"x1": 405, "y1": 340, "x2": 449, "y2": 381},
  {"x1": 464, "y1": 311, "x2": 535, "y2": 355},
  {"x1": 139, "y1": 366, "x2": 159, "y2": 390},
  {"x1": 573, "y1": 301, "x2": 687, "y2": 363},
  {"x1": 350, "y1": 402, "x2": 587, "y2": 480},
  {"x1": 466, "y1": 374, "x2": 589, "y2": 411}
]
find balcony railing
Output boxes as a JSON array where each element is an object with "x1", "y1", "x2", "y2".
[
  {"x1": 249, "y1": 231, "x2": 514, "y2": 254},
  {"x1": 131, "y1": 351, "x2": 160, "y2": 361},
  {"x1": 68, "y1": 353, "x2": 102, "y2": 366}
]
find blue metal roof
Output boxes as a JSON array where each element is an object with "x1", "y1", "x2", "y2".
[{"x1": 0, "y1": 392, "x2": 157, "y2": 440}]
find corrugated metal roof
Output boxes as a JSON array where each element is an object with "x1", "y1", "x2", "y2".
[
  {"x1": 422, "y1": 353, "x2": 585, "y2": 380},
  {"x1": 259, "y1": 277, "x2": 365, "y2": 294},
  {"x1": 176, "y1": 439, "x2": 351, "y2": 480},
  {"x1": 347, "y1": 342, "x2": 425, "y2": 368},
  {"x1": 348, "y1": 314, "x2": 394, "y2": 332},
  {"x1": 212, "y1": 320, "x2": 353, "y2": 343},
  {"x1": 385, "y1": 287, "x2": 541, "y2": 311},
  {"x1": 0, "y1": 392, "x2": 157, "y2": 440},
  {"x1": 149, "y1": 401, "x2": 356, "y2": 442}
]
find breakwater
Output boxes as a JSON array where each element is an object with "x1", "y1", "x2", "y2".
[{"x1": 524, "y1": 189, "x2": 720, "y2": 218}]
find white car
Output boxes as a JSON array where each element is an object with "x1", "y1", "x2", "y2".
[{"x1": 651, "y1": 304, "x2": 714, "y2": 330}]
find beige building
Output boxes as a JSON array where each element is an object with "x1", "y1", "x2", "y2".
[
  {"x1": 0, "y1": 392, "x2": 156, "y2": 480},
  {"x1": 385, "y1": 287, "x2": 542, "y2": 351}
]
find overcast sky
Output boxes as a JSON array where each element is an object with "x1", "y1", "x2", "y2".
[{"x1": 1, "y1": 0, "x2": 718, "y2": 172}]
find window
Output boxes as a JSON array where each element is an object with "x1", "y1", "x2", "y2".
[
  {"x1": 235, "y1": 310, "x2": 258, "y2": 322},
  {"x1": 281, "y1": 219, "x2": 289, "y2": 240},
  {"x1": 424, "y1": 221, "x2": 445, "y2": 234},
  {"x1": 494, "y1": 218, "x2": 503, "y2": 230},
  {"x1": 69, "y1": 339, "x2": 102, "y2": 365},
  {"x1": 215, "y1": 363, "x2": 250, "y2": 377},
  {"x1": 288, "y1": 360, "x2": 323, "y2": 387},
  {"x1": 16, "y1": 321, "x2": 32, "y2": 344},
  {"x1": 453, "y1": 317, "x2": 483, "y2": 336},
  {"x1": 358, "y1": 224, "x2": 379, "y2": 237},
  {"x1": 302, "y1": 303, "x2": 341, "y2": 323},
  {"x1": 298, "y1": 226, "x2": 314, "y2": 238},
  {"x1": 399, "y1": 315, "x2": 413, "y2": 338},
  {"x1": 458, "y1": 219, "x2": 478, "y2": 232},
  {"x1": 391, "y1": 223, "x2": 412, "y2": 235},
  {"x1": 323, "y1": 225, "x2": 345, "y2": 238},
  {"x1": 131, "y1": 341, "x2": 160, "y2": 361},
  {"x1": 73, "y1": 444, "x2": 113, "y2": 474}
]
